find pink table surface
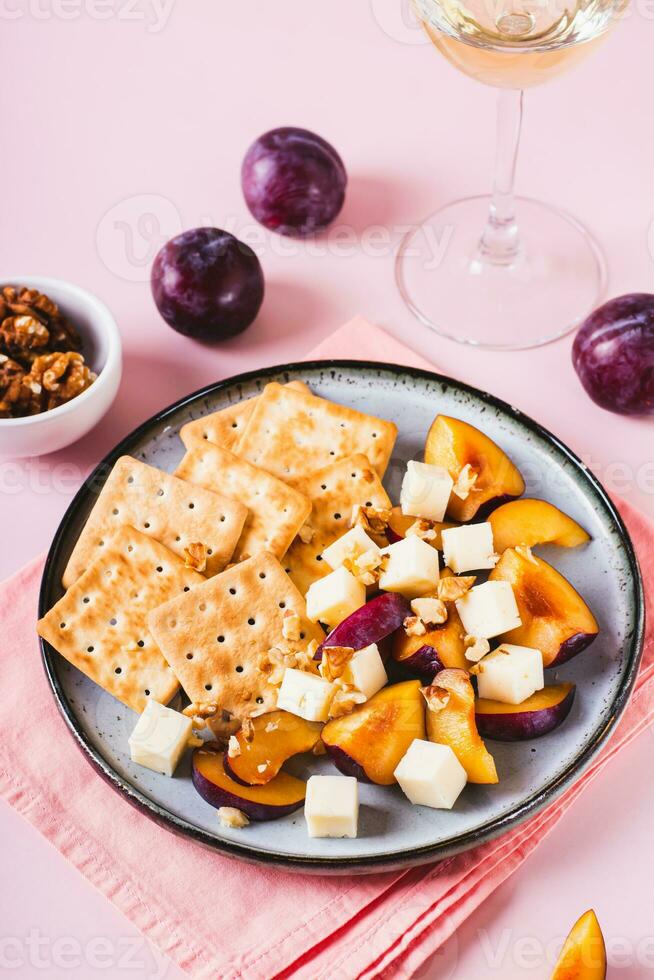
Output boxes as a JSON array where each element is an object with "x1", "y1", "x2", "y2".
[{"x1": 1, "y1": 3, "x2": 653, "y2": 978}]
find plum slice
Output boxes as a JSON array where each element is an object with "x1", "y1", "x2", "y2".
[
  {"x1": 386, "y1": 506, "x2": 458, "y2": 548},
  {"x1": 322, "y1": 680, "x2": 425, "y2": 785},
  {"x1": 425, "y1": 415, "x2": 525, "y2": 522},
  {"x1": 424, "y1": 669, "x2": 498, "y2": 784},
  {"x1": 489, "y1": 548, "x2": 599, "y2": 668},
  {"x1": 551, "y1": 909, "x2": 606, "y2": 980},
  {"x1": 192, "y1": 749, "x2": 305, "y2": 821},
  {"x1": 489, "y1": 498, "x2": 590, "y2": 553},
  {"x1": 475, "y1": 683, "x2": 576, "y2": 741},
  {"x1": 223, "y1": 711, "x2": 322, "y2": 786},
  {"x1": 393, "y1": 601, "x2": 468, "y2": 675},
  {"x1": 316, "y1": 592, "x2": 411, "y2": 659}
]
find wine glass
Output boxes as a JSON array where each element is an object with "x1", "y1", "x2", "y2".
[{"x1": 396, "y1": 0, "x2": 627, "y2": 349}]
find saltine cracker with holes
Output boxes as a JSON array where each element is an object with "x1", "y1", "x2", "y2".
[
  {"x1": 62, "y1": 456, "x2": 248, "y2": 587},
  {"x1": 38, "y1": 526, "x2": 204, "y2": 713},
  {"x1": 174, "y1": 441, "x2": 311, "y2": 561},
  {"x1": 147, "y1": 552, "x2": 325, "y2": 719},
  {"x1": 284, "y1": 454, "x2": 392, "y2": 595},
  {"x1": 179, "y1": 380, "x2": 311, "y2": 452},
  {"x1": 234, "y1": 382, "x2": 397, "y2": 487}
]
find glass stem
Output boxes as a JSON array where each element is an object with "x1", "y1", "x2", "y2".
[{"x1": 479, "y1": 88, "x2": 524, "y2": 265}]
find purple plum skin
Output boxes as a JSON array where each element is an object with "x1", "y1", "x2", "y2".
[
  {"x1": 395, "y1": 644, "x2": 444, "y2": 682},
  {"x1": 548, "y1": 631, "x2": 598, "y2": 668},
  {"x1": 221, "y1": 754, "x2": 251, "y2": 788},
  {"x1": 316, "y1": 593, "x2": 411, "y2": 660},
  {"x1": 191, "y1": 755, "x2": 302, "y2": 821},
  {"x1": 323, "y1": 743, "x2": 372, "y2": 784},
  {"x1": 151, "y1": 227, "x2": 264, "y2": 341},
  {"x1": 572, "y1": 293, "x2": 654, "y2": 415},
  {"x1": 475, "y1": 687, "x2": 576, "y2": 742},
  {"x1": 242, "y1": 127, "x2": 347, "y2": 238}
]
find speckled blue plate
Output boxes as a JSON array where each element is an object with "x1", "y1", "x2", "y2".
[{"x1": 39, "y1": 361, "x2": 645, "y2": 874}]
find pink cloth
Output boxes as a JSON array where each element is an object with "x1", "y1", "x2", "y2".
[{"x1": 1, "y1": 319, "x2": 652, "y2": 980}]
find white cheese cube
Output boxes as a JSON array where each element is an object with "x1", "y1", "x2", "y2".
[
  {"x1": 476, "y1": 644, "x2": 544, "y2": 705},
  {"x1": 379, "y1": 536, "x2": 440, "y2": 599},
  {"x1": 400, "y1": 461, "x2": 454, "y2": 522},
  {"x1": 128, "y1": 699, "x2": 192, "y2": 777},
  {"x1": 342, "y1": 643, "x2": 388, "y2": 700},
  {"x1": 455, "y1": 581, "x2": 521, "y2": 639},
  {"x1": 321, "y1": 526, "x2": 381, "y2": 571},
  {"x1": 305, "y1": 566, "x2": 366, "y2": 628},
  {"x1": 276, "y1": 668, "x2": 336, "y2": 722},
  {"x1": 305, "y1": 775, "x2": 359, "y2": 838},
  {"x1": 441, "y1": 523, "x2": 498, "y2": 574},
  {"x1": 394, "y1": 739, "x2": 467, "y2": 810}
]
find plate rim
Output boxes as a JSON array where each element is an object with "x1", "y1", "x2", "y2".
[{"x1": 38, "y1": 358, "x2": 646, "y2": 874}]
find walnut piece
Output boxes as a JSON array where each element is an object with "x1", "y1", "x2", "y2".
[
  {"x1": 282, "y1": 609, "x2": 302, "y2": 642},
  {"x1": 405, "y1": 518, "x2": 438, "y2": 542},
  {"x1": 218, "y1": 807, "x2": 249, "y2": 829},
  {"x1": 464, "y1": 635, "x2": 490, "y2": 663},
  {"x1": 0, "y1": 315, "x2": 50, "y2": 357},
  {"x1": 328, "y1": 686, "x2": 367, "y2": 719},
  {"x1": 27, "y1": 351, "x2": 96, "y2": 410},
  {"x1": 403, "y1": 615, "x2": 427, "y2": 637},
  {"x1": 183, "y1": 542, "x2": 208, "y2": 572},
  {"x1": 227, "y1": 735, "x2": 241, "y2": 758},
  {"x1": 411, "y1": 597, "x2": 448, "y2": 627},
  {"x1": 437, "y1": 576, "x2": 476, "y2": 602},
  {"x1": 0, "y1": 356, "x2": 30, "y2": 418},
  {"x1": 297, "y1": 524, "x2": 315, "y2": 544},
  {"x1": 451, "y1": 464, "x2": 478, "y2": 501},
  {"x1": 344, "y1": 547, "x2": 383, "y2": 586},
  {"x1": 319, "y1": 646, "x2": 355, "y2": 682},
  {"x1": 420, "y1": 683, "x2": 451, "y2": 712},
  {"x1": 351, "y1": 504, "x2": 393, "y2": 544}
]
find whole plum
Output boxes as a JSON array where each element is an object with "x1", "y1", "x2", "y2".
[
  {"x1": 241, "y1": 127, "x2": 347, "y2": 237},
  {"x1": 151, "y1": 228, "x2": 264, "y2": 341},
  {"x1": 572, "y1": 293, "x2": 654, "y2": 415}
]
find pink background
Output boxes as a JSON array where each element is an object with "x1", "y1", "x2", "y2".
[{"x1": 1, "y1": 2, "x2": 653, "y2": 977}]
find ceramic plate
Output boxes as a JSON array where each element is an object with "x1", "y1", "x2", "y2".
[{"x1": 39, "y1": 361, "x2": 645, "y2": 873}]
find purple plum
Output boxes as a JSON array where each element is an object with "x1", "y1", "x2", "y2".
[
  {"x1": 151, "y1": 227, "x2": 264, "y2": 341},
  {"x1": 316, "y1": 593, "x2": 411, "y2": 659},
  {"x1": 242, "y1": 127, "x2": 346, "y2": 237},
  {"x1": 475, "y1": 684, "x2": 576, "y2": 742},
  {"x1": 572, "y1": 293, "x2": 654, "y2": 415}
]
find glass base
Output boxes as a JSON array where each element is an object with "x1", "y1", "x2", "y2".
[{"x1": 395, "y1": 195, "x2": 607, "y2": 350}]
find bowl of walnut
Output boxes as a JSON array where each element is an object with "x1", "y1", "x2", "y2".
[{"x1": 0, "y1": 276, "x2": 122, "y2": 457}]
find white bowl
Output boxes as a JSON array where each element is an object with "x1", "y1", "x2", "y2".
[{"x1": 0, "y1": 276, "x2": 122, "y2": 458}]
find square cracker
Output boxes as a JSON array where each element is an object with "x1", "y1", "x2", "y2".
[
  {"x1": 147, "y1": 552, "x2": 325, "y2": 719},
  {"x1": 174, "y1": 441, "x2": 311, "y2": 561},
  {"x1": 235, "y1": 382, "x2": 397, "y2": 486},
  {"x1": 62, "y1": 456, "x2": 248, "y2": 588},
  {"x1": 179, "y1": 380, "x2": 310, "y2": 452},
  {"x1": 284, "y1": 454, "x2": 392, "y2": 595},
  {"x1": 38, "y1": 526, "x2": 204, "y2": 713}
]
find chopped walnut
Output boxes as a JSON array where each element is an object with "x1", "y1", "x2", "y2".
[
  {"x1": 297, "y1": 524, "x2": 315, "y2": 544},
  {"x1": 452, "y1": 464, "x2": 478, "y2": 501},
  {"x1": 319, "y1": 646, "x2": 355, "y2": 682},
  {"x1": 183, "y1": 542, "x2": 208, "y2": 572},
  {"x1": 464, "y1": 635, "x2": 490, "y2": 663},
  {"x1": 351, "y1": 504, "x2": 392, "y2": 544},
  {"x1": 27, "y1": 351, "x2": 96, "y2": 410},
  {"x1": 344, "y1": 547, "x2": 383, "y2": 586},
  {"x1": 437, "y1": 576, "x2": 476, "y2": 602},
  {"x1": 183, "y1": 703, "x2": 240, "y2": 744},
  {"x1": 329, "y1": 686, "x2": 367, "y2": 719},
  {"x1": 264, "y1": 719, "x2": 279, "y2": 734},
  {"x1": 420, "y1": 683, "x2": 451, "y2": 712},
  {"x1": 218, "y1": 807, "x2": 249, "y2": 829},
  {"x1": 0, "y1": 356, "x2": 31, "y2": 418},
  {"x1": 241, "y1": 718, "x2": 255, "y2": 743},
  {"x1": 227, "y1": 735, "x2": 241, "y2": 758},
  {"x1": 405, "y1": 518, "x2": 438, "y2": 542},
  {"x1": 0, "y1": 315, "x2": 50, "y2": 357},
  {"x1": 403, "y1": 615, "x2": 427, "y2": 637},
  {"x1": 282, "y1": 609, "x2": 302, "y2": 642},
  {"x1": 411, "y1": 597, "x2": 448, "y2": 627}
]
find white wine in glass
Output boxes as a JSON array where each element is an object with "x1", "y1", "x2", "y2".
[{"x1": 396, "y1": 0, "x2": 627, "y2": 349}]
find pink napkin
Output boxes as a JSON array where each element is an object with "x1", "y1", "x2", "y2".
[{"x1": 1, "y1": 317, "x2": 653, "y2": 980}]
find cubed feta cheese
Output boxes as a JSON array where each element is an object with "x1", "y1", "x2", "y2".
[
  {"x1": 441, "y1": 522, "x2": 498, "y2": 574},
  {"x1": 476, "y1": 643, "x2": 544, "y2": 704},
  {"x1": 455, "y1": 581, "x2": 521, "y2": 639},
  {"x1": 400, "y1": 461, "x2": 454, "y2": 522},
  {"x1": 128, "y1": 699, "x2": 192, "y2": 777},
  {"x1": 276, "y1": 668, "x2": 336, "y2": 722},
  {"x1": 394, "y1": 739, "x2": 467, "y2": 810},
  {"x1": 342, "y1": 643, "x2": 388, "y2": 700},
  {"x1": 321, "y1": 526, "x2": 381, "y2": 571},
  {"x1": 305, "y1": 775, "x2": 359, "y2": 838},
  {"x1": 379, "y1": 536, "x2": 440, "y2": 599},
  {"x1": 305, "y1": 566, "x2": 366, "y2": 627}
]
